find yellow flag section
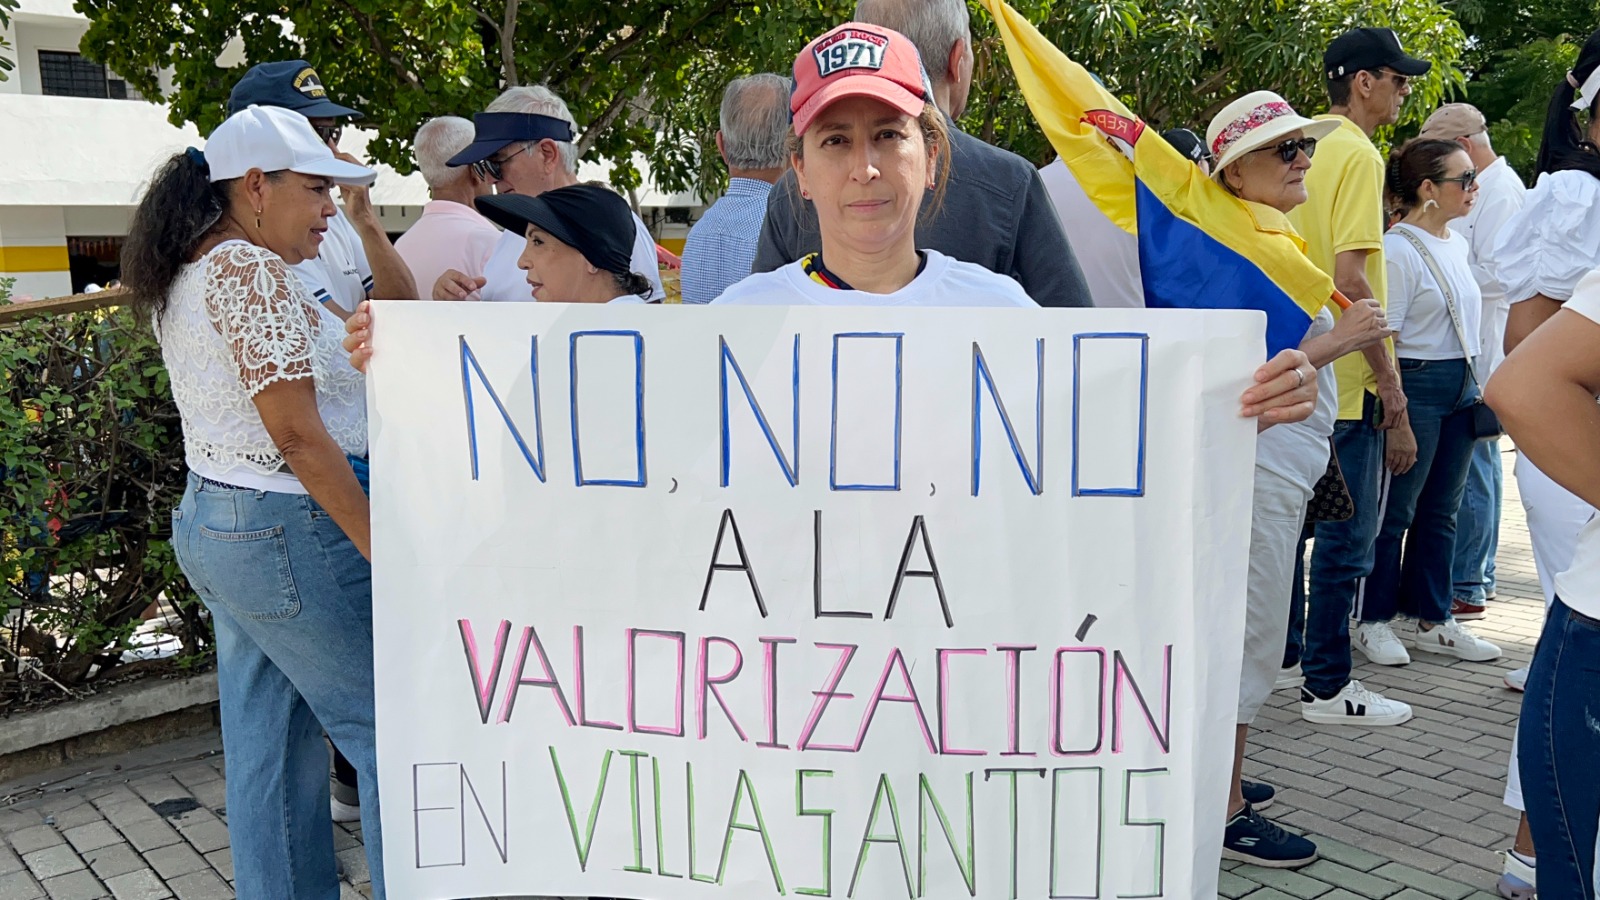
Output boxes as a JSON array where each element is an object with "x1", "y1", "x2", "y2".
[{"x1": 979, "y1": 0, "x2": 1332, "y2": 356}]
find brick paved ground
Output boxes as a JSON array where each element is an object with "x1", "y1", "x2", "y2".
[{"x1": 0, "y1": 449, "x2": 1540, "y2": 899}]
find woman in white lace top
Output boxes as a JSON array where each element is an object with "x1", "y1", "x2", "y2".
[{"x1": 120, "y1": 105, "x2": 391, "y2": 900}]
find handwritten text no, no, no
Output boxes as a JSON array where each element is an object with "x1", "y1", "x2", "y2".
[{"x1": 457, "y1": 330, "x2": 1151, "y2": 498}]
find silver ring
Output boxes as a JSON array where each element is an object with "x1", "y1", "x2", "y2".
[{"x1": 1293, "y1": 368, "x2": 1306, "y2": 388}]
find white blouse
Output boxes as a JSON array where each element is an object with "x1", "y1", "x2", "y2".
[
  {"x1": 1384, "y1": 224, "x2": 1481, "y2": 361},
  {"x1": 156, "y1": 240, "x2": 366, "y2": 494},
  {"x1": 1494, "y1": 169, "x2": 1600, "y2": 305}
]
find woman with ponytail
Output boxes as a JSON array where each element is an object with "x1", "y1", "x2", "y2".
[
  {"x1": 124, "y1": 105, "x2": 389, "y2": 899},
  {"x1": 1349, "y1": 138, "x2": 1500, "y2": 668},
  {"x1": 1489, "y1": 28, "x2": 1600, "y2": 898}
]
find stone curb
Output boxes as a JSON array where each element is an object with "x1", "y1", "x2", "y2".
[{"x1": 0, "y1": 673, "x2": 218, "y2": 758}]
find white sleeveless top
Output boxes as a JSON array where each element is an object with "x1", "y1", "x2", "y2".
[{"x1": 155, "y1": 240, "x2": 366, "y2": 494}]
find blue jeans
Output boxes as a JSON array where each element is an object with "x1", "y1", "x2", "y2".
[
  {"x1": 171, "y1": 473, "x2": 385, "y2": 900},
  {"x1": 1450, "y1": 438, "x2": 1501, "y2": 604},
  {"x1": 1289, "y1": 392, "x2": 1386, "y2": 698},
  {"x1": 1518, "y1": 597, "x2": 1600, "y2": 900},
  {"x1": 1357, "y1": 358, "x2": 1477, "y2": 625}
]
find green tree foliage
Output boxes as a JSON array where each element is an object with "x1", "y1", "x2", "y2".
[
  {"x1": 0, "y1": 0, "x2": 19, "y2": 81},
  {"x1": 965, "y1": 0, "x2": 1468, "y2": 167},
  {"x1": 75, "y1": 0, "x2": 851, "y2": 197},
  {"x1": 74, "y1": 0, "x2": 1464, "y2": 194},
  {"x1": 1448, "y1": 0, "x2": 1599, "y2": 177},
  {"x1": 1, "y1": 299, "x2": 206, "y2": 694}
]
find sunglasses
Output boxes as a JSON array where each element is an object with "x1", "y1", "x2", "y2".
[
  {"x1": 312, "y1": 123, "x2": 343, "y2": 146},
  {"x1": 1376, "y1": 69, "x2": 1411, "y2": 90},
  {"x1": 1434, "y1": 170, "x2": 1479, "y2": 190},
  {"x1": 471, "y1": 142, "x2": 536, "y2": 181},
  {"x1": 1251, "y1": 137, "x2": 1318, "y2": 164}
]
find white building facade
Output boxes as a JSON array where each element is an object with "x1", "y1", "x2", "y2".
[{"x1": 0, "y1": 0, "x2": 698, "y2": 299}]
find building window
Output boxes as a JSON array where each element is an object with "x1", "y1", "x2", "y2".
[{"x1": 38, "y1": 50, "x2": 143, "y2": 100}]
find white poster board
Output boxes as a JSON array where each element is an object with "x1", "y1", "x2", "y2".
[{"x1": 368, "y1": 304, "x2": 1260, "y2": 900}]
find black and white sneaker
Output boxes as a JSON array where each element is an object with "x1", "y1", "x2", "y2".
[
  {"x1": 1222, "y1": 803, "x2": 1318, "y2": 868},
  {"x1": 1299, "y1": 679, "x2": 1412, "y2": 726},
  {"x1": 1241, "y1": 780, "x2": 1276, "y2": 810}
]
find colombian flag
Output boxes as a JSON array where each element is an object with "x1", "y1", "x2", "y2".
[{"x1": 979, "y1": 0, "x2": 1333, "y2": 356}]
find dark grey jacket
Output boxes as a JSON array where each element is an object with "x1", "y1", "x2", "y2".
[{"x1": 751, "y1": 121, "x2": 1093, "y2": 307}]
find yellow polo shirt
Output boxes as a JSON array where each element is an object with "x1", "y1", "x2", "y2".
[{"x1": 1287, "y1": 114, "x2": 1388, "y2": 421}]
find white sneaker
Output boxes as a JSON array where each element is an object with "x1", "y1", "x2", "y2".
[
  {"x1": 1497, "y1": 850, "x2": 1535, "y2": 899},
  {"x1": 331, "y1": 796, "x2": 361, "y2": 823},
  {"x1": 1412, "y1": 619, "x2": 1502, "y2": 662},
  {"x1": 1503, "y1": 666, "x2": 1528, "y2": 692},
  {"x1": 1275, "y1": 663, "x2": 1305, "y2": 690},
  {"x1": 1300, "y1": 679, "x2": 1413, "y2": 726},
  {"x1": 1353, "y1": 621, "x2": 1411, "y2": 666}
]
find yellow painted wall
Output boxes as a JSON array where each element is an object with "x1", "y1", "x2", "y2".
[{"x1": 0, "y1": 245, "x2": 70, "y2": 273}]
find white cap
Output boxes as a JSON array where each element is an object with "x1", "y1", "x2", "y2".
[{"x1": 203, "y1": 104, "x2": 376, "y2": 186}]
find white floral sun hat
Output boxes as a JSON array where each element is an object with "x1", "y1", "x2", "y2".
[{"x1": 1205, "y1": 90, "x2": 1340, "y2": 173}]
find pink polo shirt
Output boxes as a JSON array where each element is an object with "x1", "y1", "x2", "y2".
[{"x1": 393, "y1": 200, "x2": 502, "y2": 299}]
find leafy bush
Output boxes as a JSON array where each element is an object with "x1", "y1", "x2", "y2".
[{"x1": 1, "y1": 288, "x2": 209, "y2": 705}]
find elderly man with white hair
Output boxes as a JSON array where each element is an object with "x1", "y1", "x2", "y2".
[
  {"x1": 393, "y1": 116, "x2": 501, "y2": 297},
  {"x1": 433, "y1": 86, "x2": 665, "y2": 302},
  {"x1": 679, "y1": 73, "x2": 789, "y2": 303}
]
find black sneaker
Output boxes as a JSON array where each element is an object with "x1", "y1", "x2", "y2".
[
  {"x1": 1241, "y1": 780, "x2": 1275, "y2": 810},
  {"x1": 1222, "y1": 803, "x2": 1318, "y2": 868}
]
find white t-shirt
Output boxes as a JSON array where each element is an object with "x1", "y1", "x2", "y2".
[
  {"x1": 711, "y1": 250, "x2": 1036, "y2": 308},
  {"x1": 1447, "y1": 157, "x2": 1525, "y2": 378},
  {"x1": 290, "y1": 205, "x2": 372, "y2": 314},
  {"x1": 1549, "y1": 268, "x2": 1600, "y2": 618},
  {"x1": 157, "y1": 241, "x2": 366, "y2": 495},
  {"x1": 480, "y1": 211, "x2": 665, "y2": 302},
  {"x1": 1496, "y1": 169, "x2": 1600, "y2": 307},
  {"x1": 1037, "y1": 158, "x2": 1143, "y2": 308},
  {"x1": 1256, "y1": 307, "x2": 1336, "y2": 493},
  {"x1": 1384, "y1": 224, "x2": 1480, "y2": 360}
]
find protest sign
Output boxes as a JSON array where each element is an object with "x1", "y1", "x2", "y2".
[{"x1": 368, "y1": 303, "x2": 1260, "y2": 900}]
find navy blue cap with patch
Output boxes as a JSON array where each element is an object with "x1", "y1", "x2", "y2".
[
  {"x1": 446, "y1": 113, "x2": 576, "y2": 167},
  {"x1": 228, "y1": 60, "x2": 361, "y2": 118}
]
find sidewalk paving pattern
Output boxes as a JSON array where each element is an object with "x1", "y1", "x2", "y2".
[{"x1": 0, "y1": 450, "x2": 1540, "y2": 899}]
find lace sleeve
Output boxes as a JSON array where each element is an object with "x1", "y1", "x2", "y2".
[{"x1": 202, "y1": 243, "x2": 320, "y2": 397}]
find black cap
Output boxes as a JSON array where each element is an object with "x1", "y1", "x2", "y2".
[
  {"x1": 228, "y1": 60, "x2": 361, "y2": 118},
  {"x1": 446, "y1": 113, "x2": 576, "y2": 167},
  {"x1": 475, "y1": 184, "x2": 636, "y2": 278},
  {"x1": 1161, "y1": 127, "x2": 1209, "y2": 164},
  {"x1": 1324, "y1": 28, "x2": 1431, "y2": 80}
]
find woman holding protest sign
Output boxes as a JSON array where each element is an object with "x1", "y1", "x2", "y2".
[
  {"x1": 346, "y1": 24, "x2": 1318, "y2": 425},
  {"x1": 1204, "y1": 91, "x2": 1399, "y2": 868},
  {"x1": 703, "y1": 24, "x2": 1319, "y2": 428},
  {"x1": 120, "y1": 105, "x2": 388, "y2": 898}
]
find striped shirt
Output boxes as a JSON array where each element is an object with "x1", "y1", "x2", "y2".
[{"x1": 680, "y1": 177, "x2": 773, "y2": 304}]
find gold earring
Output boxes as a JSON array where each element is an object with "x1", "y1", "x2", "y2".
[{"x1": 254, "y1": 209, "x2": 262, "y2": 230}]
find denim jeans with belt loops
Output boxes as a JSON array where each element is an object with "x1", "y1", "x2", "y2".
[
  {"x1": 1518, "y1": 597, "x2": 1600, "y2": 899},
  {"x1": 1357, "y1": 357, "x2": 1478, "y2": 625},
  {"x1": 171, "y1": 472, "x2": 384, "y2": 899}
]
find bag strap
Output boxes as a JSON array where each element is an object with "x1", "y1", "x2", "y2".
[{"x1": 1393, "y1": 225, "x2": 1482, "y2": 389}]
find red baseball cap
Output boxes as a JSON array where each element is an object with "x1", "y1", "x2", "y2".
[{"x1": 791, "y1": 22, "x2": 930, "y2": 137}]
